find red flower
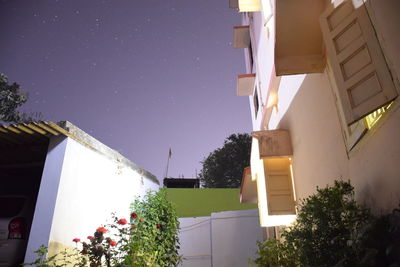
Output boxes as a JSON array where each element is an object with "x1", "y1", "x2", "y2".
[
  {"x1": 139, "y1": 218, "x2": 143, "y2": 222},
  {"x1": 117, "y1": 218, "x2": 127, "y2": 225},
  {"x1": 87, "y1": 235, "x2": 94, "y2": 240},
  {"x1": 72, "y1": 238, "x2": 80, "y2": 243},
  {"x1": 96, "y1": 227, "x2": 108, "y2": 233},
  {"x1": 130, "y1": 212, "x2": 138, "y2": 219},
  {"x1": 110, "y1": 240, "x2": 117, "y2": 247},
  {"x1": 156, "y1": 224, "x2": 161, "y2": 229}
]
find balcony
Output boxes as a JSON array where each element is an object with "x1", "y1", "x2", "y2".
[
  {"x1": 229, "y1": 0, "x2": 261, "y2": 12},
  {"x1": 275, "y1": 0, "x2": 327, "y2": 75},
  {"x1": 240, "y1": 167, "x2": 257, "y2": 203},
  {"x1": 250, "y1": 130, "x2": 296, "y2": 227}
]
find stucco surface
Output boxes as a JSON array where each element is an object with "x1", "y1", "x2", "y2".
[{"x1": 51, "y1": 137, "x2": 159, "y2": 244}]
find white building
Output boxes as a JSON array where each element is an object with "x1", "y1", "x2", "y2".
[
  {"x1": 231, "y1": 0, "x2": 400, "y2": 229},
  {"x1": 0, "y1": 121, "x2": 159, "y2": 263}
]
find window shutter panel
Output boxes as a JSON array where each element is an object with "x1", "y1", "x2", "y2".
[
  {"x1": 320, "y1": 0, "x2": 398, "y2": 125},
  {"x1": 264, "y1": 158, "x2": 296, "y2": 215}
]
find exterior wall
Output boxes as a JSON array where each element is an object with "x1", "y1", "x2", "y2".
[
  {"x1": 178, "y1": 209, "x2": 263, "y2": 267},
  {"x1": 178, "y1": 217, "x2": 212, "y2": 267},
  {"x1": 273, "y1": 1, "x2": 400, "y2": 213},
  {"x1": 26, "y1": 136, "x2": 159, "y2": 261},
  {"x1": 243, "y1": 0, "x2": 400, "y2": 219},
  {"x1": 211, "y1": 209, "x2": 263, "y2": 267},
  {"x1": 25, "y1": 136, "x2": 68, "y2": 263}
]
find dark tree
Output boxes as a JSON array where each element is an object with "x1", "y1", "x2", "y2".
[
  {"x1": 199, "y1": 133, "x2": 251, "y2": 188},
  {"x1": 0, "y1": 73, "x2": 28, "y2": 123}
]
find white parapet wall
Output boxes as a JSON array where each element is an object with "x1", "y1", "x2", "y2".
[{"x1": 178, "y1": 209, "x2": 263, "y2": 267}]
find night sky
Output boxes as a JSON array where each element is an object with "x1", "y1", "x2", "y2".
[{"x1": 0, "y1": 0, "x2": 251, "y2": 183}]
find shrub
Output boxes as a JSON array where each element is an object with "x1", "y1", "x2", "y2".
[
  {"x1": 24, "y1": 190, "x2": 180, "y2": 267},
  {"x1": 255, "y1": 180, "x2": 373, "y2": 267},
  {"x1": 353, "y1": 207, "x2": 400, "y2": 267},
  {"x1": 128, "y1": 189, "x2": 181, "y2": 267}
]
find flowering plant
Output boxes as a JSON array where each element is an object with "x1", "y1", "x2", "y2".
[{"x1": 24, "y1": 190, "x2": 180, "y2": 267}]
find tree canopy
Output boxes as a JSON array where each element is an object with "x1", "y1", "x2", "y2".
[
  {"x1": 199, "y1": 133, "x2": 251, "y2": 188},
  {"x1": 0, "y1": 73, "x2": 28, "y2": 123}
]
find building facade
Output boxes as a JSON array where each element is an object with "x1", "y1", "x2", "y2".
[
  {"x1": 232, "y1": 0, "x2": 400, "y2": 228},
  {"x1": 0, "y1": 121, "x2": 159, "y2": 263}
]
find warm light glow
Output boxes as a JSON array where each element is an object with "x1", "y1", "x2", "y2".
[
  {"x1": 273, "y1": 105, "x2": 278, "y2": 115},
  {"x1": 238, "y1": 0, "x2": 261, "y2": 12},
  {"x1": 365, "y1": 102, "x2": 393, "y2": 129},
  {"x1": 266, "y1": 92, "x2": 278, "y2": 108},
  {"x1": 261, "y1": 214, "x2": 296, "y2": 227},
  {"x1": 289, "y1": 159, "x2": 297, "y2": 202},
  {"x1": 251, "y1": 137, "x2": 297, "y2": 227}
]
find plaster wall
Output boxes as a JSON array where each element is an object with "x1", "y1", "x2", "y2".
[
  {"x1": 178, "y1": 209, "x2": 263, "y2": 267},
  {"x1": 248, "y1": 11, "x2": 274, "y2": 130},
  {"x1": 249, "y1": 0, "x2": 400, "y2": 214},
  {"x1": 211, "y1": 209, "x2": 263, "y2": 267},
  {"x1": 47, "y1": 137, "x2": 159, "y2": 255},
  {"x1": 24, "y1": 136, "x2": 68, "y2": 263},
  {"x1": 277, "y1": 71, "x2": 400, "y2": 213},
  {"x1": 178, "y1": 217, "x2": 212, "y2": 267}
]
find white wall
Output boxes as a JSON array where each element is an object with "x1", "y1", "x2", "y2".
[
  {"x1": 25, "y1": 136, "x2": 159, "y2": 261},
  {"x1": 211, "y1": 209, "x2": 263, "y2": 267},
  {"x1": 25, "y1": 136, "x2": 68, "y2": 263},
  {"x1": 179, "y1": 217, "x2": 212, "y2": 267},
  {"x1": 248, "y1": 0, "x2": 400, "y2": 216},
  {"x1": 178, "y1": 209, "x2": 263, "y2": 267}
]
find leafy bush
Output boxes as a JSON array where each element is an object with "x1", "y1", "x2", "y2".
[
  {"x1": 353, "y1": 207, "x2": 400, "y2": 267},
  {"x1": 24, "y1": 190, "x2": 180, "y2": 267},
  {"x1": 128, "y1": 189, "x2": 181, "y2": 267},
  {"x1": 255, "y1": 180, "x2": 373, "y2": 267}
]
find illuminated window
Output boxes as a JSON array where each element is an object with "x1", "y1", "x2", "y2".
[{"x1": 364, "y1": 102, "x2": 393, "y2": 129}]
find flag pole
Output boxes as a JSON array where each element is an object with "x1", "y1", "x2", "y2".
[{"x1": 165, "y1": 148, "x2": 172, "y2": 178}]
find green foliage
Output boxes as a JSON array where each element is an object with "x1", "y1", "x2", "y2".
[
  {"x1": 352, "y1": 207, "x2": 400, "y2": 267},
  {"x1": 255, "y1": 238, "x2": 297, "y2": 267},
  {"x1": 0, "y1": 73, "x2": 28, "y2": 123},
  {"x1": 24, "y1": 190, "x2": 180, "y2": 267},
  {"x1": 199, "y1": 133, "x2": 251, "y2": 188},
  {"x1": 255, "y1": 180, "x2": 373, "y2": 267},
  {"x1": 128, "y1": 189, "x2": 181, "y2": 267}
]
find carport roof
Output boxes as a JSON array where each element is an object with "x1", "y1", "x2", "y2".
[{"x1": 0, "y1": 121, "x2": 159, "y2": 184}]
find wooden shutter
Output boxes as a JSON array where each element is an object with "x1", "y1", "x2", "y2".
[
  {"x1": 320, "y1": 0, "x2": 398, "y2": 125},
  {"x1": 264, "y1": 158, "x2": 296, "y2": 215}
]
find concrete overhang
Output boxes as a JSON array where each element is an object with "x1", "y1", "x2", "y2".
[
  {"x1": 237, "y1": 74, "x2": 256, "y2": 96},
  {"x1": 240, "y1": 166, "x2": 258, "y2": 203},
  {"x1": 229, "y1": 0, "x2": 261, "y2": 11},
  {"x1": 250, "y1": 131, "x2": 296, "y2": 227},
  {"x1": 239, "y1": 0, "x2": 261, "y2": 12},
  {"x1": 229, "y1": 0, "x2": 239, "y2": 9},
  {"x1": 275, "y1": 0, "x2": 327, "y2": 75},
  {"x1": 233, "y1": 26, "x2": 250, "y2": 48},
  {"x1": 252, "y1": 130, "x2": 293, "y2": 158}
]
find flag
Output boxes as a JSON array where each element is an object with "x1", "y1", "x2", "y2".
[{"x1": 168, "y1": 148, "x2": 172, "y2": 159}]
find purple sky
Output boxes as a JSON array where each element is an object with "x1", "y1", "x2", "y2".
[{"x1": 0, "y1": 0, "x2": 251, "y2": 183}]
